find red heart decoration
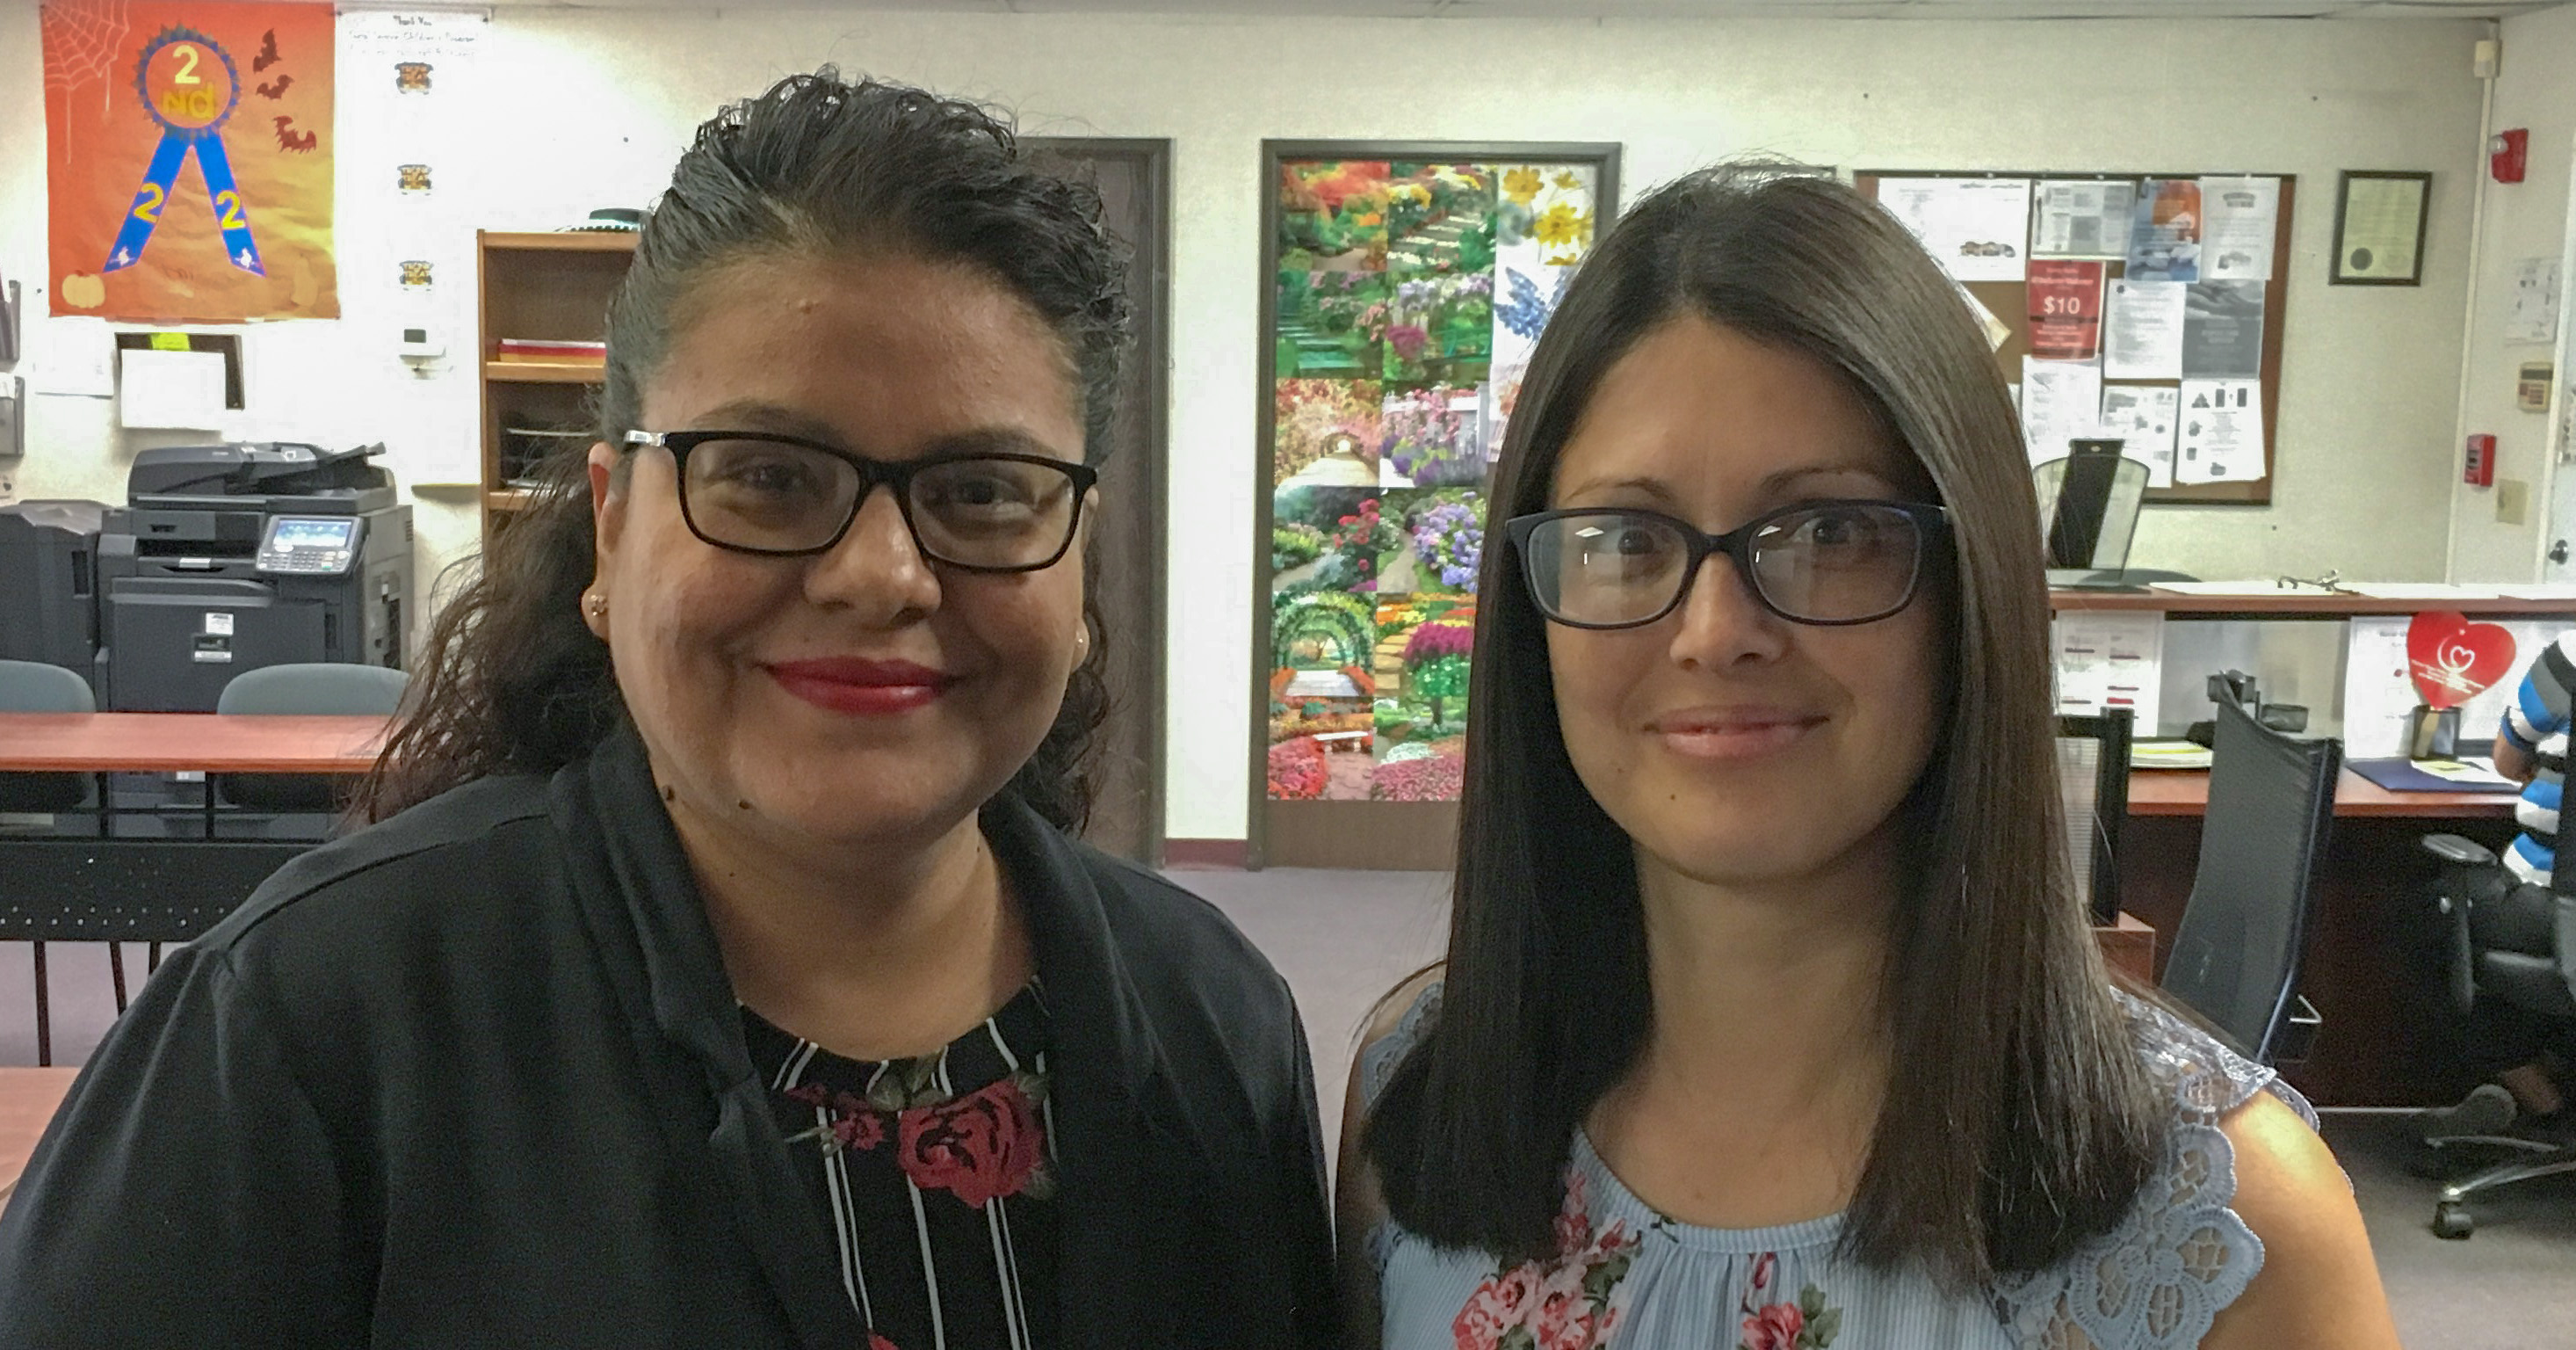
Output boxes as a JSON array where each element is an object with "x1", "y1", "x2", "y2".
[{"x1": 2406, "y1": 610, "x2": 2517, "y2": 709}]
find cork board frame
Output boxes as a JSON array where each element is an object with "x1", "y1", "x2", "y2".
[{"x1": 1857, "y1": 171, "x2": 2295, "y2": 506}]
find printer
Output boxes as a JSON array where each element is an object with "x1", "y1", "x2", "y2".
[
  {"x1": 0, "y1": 499, "x2": 107, "y2": 687},
  {"x1": 95, "y1": 442, "x2": 412, "y2": 711}
]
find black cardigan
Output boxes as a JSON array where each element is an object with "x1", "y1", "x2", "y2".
[{"x1": 0, "y1": 729, "x2": 1336, "y2": 1346}]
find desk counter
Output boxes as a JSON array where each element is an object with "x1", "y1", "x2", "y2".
[
  {"x1": 2051, "y1": 589, "x2": 2576, "y2": 619},
  {"x1": 2127, "y1": 768, "x2": 2520, "y2": 819}
]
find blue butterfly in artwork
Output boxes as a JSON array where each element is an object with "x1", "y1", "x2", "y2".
[{"x1": 1495, "y1": 267, "x2": 1568, "y2": 340}]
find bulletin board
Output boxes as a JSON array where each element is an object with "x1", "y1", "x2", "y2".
[{"x1": 1857, "y1": 171, "x2": 2296, "y2": 506}]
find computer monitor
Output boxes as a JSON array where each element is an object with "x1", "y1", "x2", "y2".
[{"x1": 2035, "y1": 440, "x2": 2149, "y2": 586}]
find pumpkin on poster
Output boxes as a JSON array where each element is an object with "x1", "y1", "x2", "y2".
[{"x1": 42, "y1": 0, "x2": 336, "y2": 321}]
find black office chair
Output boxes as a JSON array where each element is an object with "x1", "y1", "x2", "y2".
[
  {"x1": 213, "y1": 663, "x2": 408, "y2": 831},
  {"x1": 2413, "y1": 833, "x2": 2576, "y2": 1239},
  {"x1": 2056, "y1": 708, "x2": 2134, "y2": 926},
  {"x1": 2158, "y1": 691, "x2": 2341, "y2": 1063}
]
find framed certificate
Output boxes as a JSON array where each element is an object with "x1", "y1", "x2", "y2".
[{"x1": 2330, "y1": 171, "x2": 2431, "y2": 287}]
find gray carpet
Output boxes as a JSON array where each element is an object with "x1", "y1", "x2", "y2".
[{"x1": 4, "y1": 867, "x2": 2570, "y2": 1340}]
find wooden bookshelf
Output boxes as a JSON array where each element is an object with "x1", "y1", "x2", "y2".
[
  {"x1": 483, "y1": 360, "x2": 606, "y2": 385},
  {"x1": 475, "y1": 230, "x2": 637, "y2": 541}
]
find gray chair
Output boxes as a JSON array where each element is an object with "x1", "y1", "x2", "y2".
[
  {"x1": 2414, "y1": 834, "x2": 2576, "y2": 1239},
  {"x1": 214, "y1": 663, "x2": 409, "y2": 820},
  {"x1": 0, "y1": 660, "x2": 96, "y2": 818},
  {"x1": 2158, "y1": 690, "x2": 2341, "y2": 1063},
  {"x1": 0, "y1": 658, "x2": 110, "y2": 1064}
]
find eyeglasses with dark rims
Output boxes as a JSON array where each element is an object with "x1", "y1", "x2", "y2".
[
  {"x1": 624, "y1": 430, "x2": 1096, "y2": 573},
  {"x1": 1502, "y1": 499, "x2": 1949, "y2": 629}
]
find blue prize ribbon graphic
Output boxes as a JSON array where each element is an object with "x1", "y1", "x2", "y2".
[{"x1": 104, "y1": 27, "x2": 264, "y2": 277}]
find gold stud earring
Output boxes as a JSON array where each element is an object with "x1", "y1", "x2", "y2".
[{"x1": 586, "y1": 595, "x2": 608, "y2": 618}]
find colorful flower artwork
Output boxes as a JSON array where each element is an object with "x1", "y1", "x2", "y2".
[
  {"x1": 1379, "y1": 383, "x2": 1487, "y2": 489},
  {"x1": 1277, "y1": 159, "x2": 1392, "y2": 271},
  {"x1": 1378, "y1": 489, "x2": 1485, "y2": 594},
  {"x1": 1267, "y1": 149, "x2": 1611, "y2": 812},
  {"x1": 1369, "y1": 594, "x2": 1475, "y2": 801},
  {"x1": 1275, "y1": 379, "x2": 1384, "y2": 486},
  {"x1": 1495, "y1": 163, "x2": 1600, "y2": 273},
  {"x1": 1275, "y1": 486, "x2": 1391, "y2": 595},
  {"x1": 1384, "y1": 163, "x2": 1498, "y2": 281},
  {"x1": 1275, "y1": 268, "x2": 1390, "y2": 378},
  {"x1": 1383, "y1": 272, "x2": 1494, "y2": 381},
  {"x1": 1267, "y1": 584, "x2": 1378, "y2": 800}
]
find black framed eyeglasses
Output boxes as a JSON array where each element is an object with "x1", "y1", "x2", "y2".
[
  {"x1": 1503, "y1": 499, "x2": 1949, "y2": 629},
  {"x1": 624, "y1": 430, "x2": 1097, "y2": 573}
]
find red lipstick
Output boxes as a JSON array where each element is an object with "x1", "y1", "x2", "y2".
[{"x1": 764, "y1": 658, "x2": 955, "y2": 716}]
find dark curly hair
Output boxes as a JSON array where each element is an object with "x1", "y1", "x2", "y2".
[{"x1": 359, "y1": 71, "x2": 1131, "y2": 831}]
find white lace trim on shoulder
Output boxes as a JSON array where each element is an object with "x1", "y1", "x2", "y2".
[
  {"x1": 1994, "y1": 992, "x2": 2315, "y2": 1349},
  {"x1": 1357, "y1": 978, "x2": 1444, "y2": 1111}
]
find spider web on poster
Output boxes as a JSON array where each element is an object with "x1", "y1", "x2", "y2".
[{"x1": 41, "y1": 0, "x2": 133, "y2": 117}]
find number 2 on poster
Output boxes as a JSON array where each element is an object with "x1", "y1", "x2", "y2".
[{"x1": 129, "y1": 182, "x2": 165, "y2": 226}]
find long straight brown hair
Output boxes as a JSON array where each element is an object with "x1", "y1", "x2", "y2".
[{"x1": 1364, "y1": 164, "x2": 2167, "y2": 1287}]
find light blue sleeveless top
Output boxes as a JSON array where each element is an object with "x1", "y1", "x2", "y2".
[{"x1": 1360, "y1": 984, "x2": 2318, "y2": 1350}]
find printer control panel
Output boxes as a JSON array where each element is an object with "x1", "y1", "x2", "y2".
[{"x1": 257, "y1": 516, "x2": 360, "y2": 576}]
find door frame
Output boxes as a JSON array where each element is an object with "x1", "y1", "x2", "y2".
[
  {"x1": 2531, "y1": 130, "x2": 2576, "y2": 582},
  {"x1": 1025, "y1": 136, "x2": 1172, "y2": 866}
]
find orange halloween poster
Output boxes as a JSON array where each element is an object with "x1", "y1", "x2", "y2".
[{"x1": 42, "y1": 0, "x2": 336, "y2": 321}]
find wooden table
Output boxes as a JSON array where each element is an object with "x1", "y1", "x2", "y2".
[
  {"x1": 0, "y1": 1068, "x2": 78, "y2": 1206},
  {"x1": 0, "y1": 713, "x2": 396, "y2": 962},
  {"x1": 0, "y1": 713, "x2": 388, "y2": 774},
  {"x1": 2126, "y1": 766, "x2": 2521, "y2": 818}
]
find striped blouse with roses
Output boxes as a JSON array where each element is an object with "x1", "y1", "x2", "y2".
[{"x1": 742, "y1": 981, "x2": 1058, "y2": 1350}]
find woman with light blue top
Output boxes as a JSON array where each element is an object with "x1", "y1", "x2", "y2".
[{"x1": 1335, "y1": 166, "x2": 2399, "y2": 1350}]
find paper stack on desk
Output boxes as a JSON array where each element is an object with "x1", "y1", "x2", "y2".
[
  {"x1": 2131, "y1": 740, "x2": 2214, "y2": 770},
  {"x1": 2347, "y1": 757, "x2": 2520, "y2": 793},
  {"x1": 2145, "y1": 579, "x2": 2341, "y2": 596}
]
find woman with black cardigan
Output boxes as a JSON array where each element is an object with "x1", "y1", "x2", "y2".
[{"x1": 0, "y1": 72, "x2": 1335, "y2": 1349}]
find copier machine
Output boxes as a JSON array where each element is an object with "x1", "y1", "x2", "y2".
[
  {"x1": 0, "y1": 499, "x2": 106, "y2": 682},
  {"x1": 93, "y1": 442, "x2": 411, "y2": 711}
]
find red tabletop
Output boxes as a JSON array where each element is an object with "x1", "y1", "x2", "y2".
[
  {"x1": 0, "y1": 713, "x2": 390, "y2": 773},
  {"x1": 0, "y1": 1068, "x2": 78, "y2": 1205}
]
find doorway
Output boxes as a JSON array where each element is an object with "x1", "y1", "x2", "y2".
[{"x1": 1023, "y1": 138, "x2": 1170, "y2": 865}]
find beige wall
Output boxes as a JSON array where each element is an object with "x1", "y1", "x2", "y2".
[
  {"x1": 0, "y1": 5, "x2": 2493, "y2": 839},
  {"x1": 2448, "y1": 4, "x2": 2576, "y2": 582}
]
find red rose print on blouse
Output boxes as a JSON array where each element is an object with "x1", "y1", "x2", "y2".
[
  {"x1": 1740, "y1": 1303, "x2": 1804, "y2": 1350},
  {"x1": 868, "y1": 1335, "x2": 898, "y2": 1350},
  {"x1": 1451, "y1": 1172, "x2": 1638, "y2": 1350},
  {"x1": 1733, "y1": 1251, "x2": 1844, "y2": 1350},
  {"x1": 783, "y1": 1085, "x2": 887, "y2": 1153},
  {"x1": 895, "y1": 1075, "x2": 1047, "y2": 1208}
]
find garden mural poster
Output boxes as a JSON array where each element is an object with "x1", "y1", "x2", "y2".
[
  {"x1": 1267, "y1": 156, "x2": 1603, "y2": 802},
  {"x1": 43, "y1": 0, "x2": 337, "y2": 321}
]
